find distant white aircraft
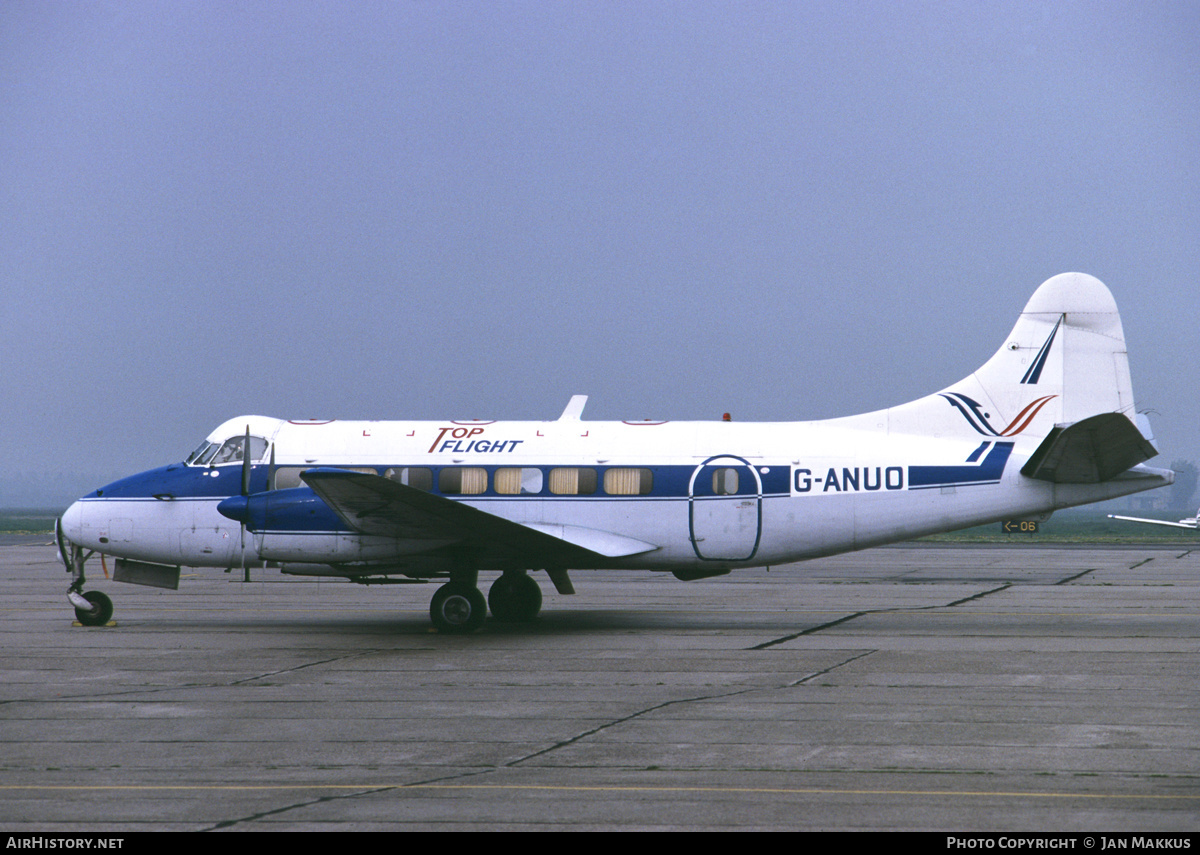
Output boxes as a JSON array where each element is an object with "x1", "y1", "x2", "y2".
[
  {"x1": 57, "y1": 273, "x2": 1173, "y2": 632},
  {"x1": 1108, "y1": 509, "x2": 1199, "y2": 530}
]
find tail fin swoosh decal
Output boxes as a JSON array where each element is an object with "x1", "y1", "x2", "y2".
[
  {"x1": 941, "y1": 393, "x2": 1000, "y2": 436},
  {"x1": 1021, "y1": 315, "x2": 1062, "y2": 385},
  {"x1": 998, "y1": 395, "x2": 1057, "y2": 436},
  {"x1": 942, "y1": 393, "x2": 1057, "y2": 436}
]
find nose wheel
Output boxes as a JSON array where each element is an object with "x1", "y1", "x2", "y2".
[{"x1": 70, "y1": 590, "x2": 113, "y2": 627}]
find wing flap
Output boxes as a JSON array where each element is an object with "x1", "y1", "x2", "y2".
[
  {"x1": 1020, "y1": 413, "x2": 1158, "y2": 483},
  {"x1": 520, "y1": 523, "x2": 657, "y2": 558}
]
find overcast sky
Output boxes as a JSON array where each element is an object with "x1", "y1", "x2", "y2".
[{"x1": 2, "y1": 1, "x2": 1197, "y2": 504}]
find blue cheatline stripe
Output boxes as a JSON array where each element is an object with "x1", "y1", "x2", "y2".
[
  {"x1": 98, "y1": 462, "x2": 793, "y2": 502},
  {"x1": 908, "y1": 442, "x2": 1014, "y2": 489},
  {"x1": 385, "y1": 463, "x2": 791, "y2": 498},
  {"x1": 965, "y1": 440, "x2": 991, "y2": 462}
]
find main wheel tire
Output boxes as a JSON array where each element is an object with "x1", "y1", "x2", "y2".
[
  {"x1": 429, "y1": 583, "x2": 487, "y2": 633},
  {"x1": 75, "y1": 590, "x2": 113, "y2": 627},
  {"x1": 488, "y1": 573, "x2": 542, "y2": 623}
]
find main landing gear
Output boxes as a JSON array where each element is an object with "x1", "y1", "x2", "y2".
[
  {"x1": 429, "y1": 583, "x2": 488, "y2": 633},
  {"x1": 487, "y1": 571, "x2": 542, "y2": 623},
  {"x1": 428, "y1": 570, "x2": 543, "y2": 633}
]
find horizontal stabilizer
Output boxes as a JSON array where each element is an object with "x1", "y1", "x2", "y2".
[
  {"x1": 300, "y1": 468, "x2": 655, "y2": 565},
  {"x1": 1020, "y1": 413, "x2": 1158, "y2": 484}
]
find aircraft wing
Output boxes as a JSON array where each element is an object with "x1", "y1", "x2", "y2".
[
  {"x1": 299, "y1": 469, "x2": 658, "y2": 564},
  {"x1": 1020, "y1": 413, "x2": 1158, "y2": 484}
]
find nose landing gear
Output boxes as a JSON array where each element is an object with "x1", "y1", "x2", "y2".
[
  {"x1": 58, "y1": 518, "x2": 114, "y2": 627},
  {"x1": 69, "y1": 589, "x2": 114, "y2": 627}
]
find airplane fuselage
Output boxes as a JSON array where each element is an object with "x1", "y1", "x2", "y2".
[{"x1": 60, "y1": 413, "x2": 1154, "y2": 576}]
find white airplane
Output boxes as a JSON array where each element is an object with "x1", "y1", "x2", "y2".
[
  {"x1": 1107, "y1": 509, "x2": 1199, "y2": 530},
  {"x1": 57, "y1": 272, "x2": 1173, "y2": 632}
]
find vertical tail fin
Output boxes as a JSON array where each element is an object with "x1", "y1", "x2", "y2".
[
  {"x1": 971, "y1": 271, "x2": 1136, "y2": 429},
  {"x1": 943, "y1": 273, "x2": 1160, "y2": 482},
  {"x1": 865, "y1": 273, "x2": 1150, "y2": 465}
]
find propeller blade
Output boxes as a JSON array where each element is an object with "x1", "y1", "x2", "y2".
[
  {"x1": 240, "y1": 425, "x2": 252, "y2": 497},
  {"x1": 240, "y1": 425, "x2": 252, "y2": 582}
]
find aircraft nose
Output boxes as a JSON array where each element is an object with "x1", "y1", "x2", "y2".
[{"x1": 59, "y1": 500, "x2": 84, "y2": 543}]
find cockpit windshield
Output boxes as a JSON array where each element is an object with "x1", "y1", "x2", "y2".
[
  {"x1": 185, "y1": 441, "x2": 217, "y2": 466},
  {"x1": 185, "y1": 435, "x2": 269, "y2": 466}
]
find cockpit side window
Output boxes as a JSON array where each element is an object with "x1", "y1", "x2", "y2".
[{"x1": 248, "y1": 436, "x2": 269, "y2": 462}]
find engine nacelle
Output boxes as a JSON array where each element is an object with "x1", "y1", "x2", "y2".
[{"x1": 218, "y1": 488, "x2": 459, "y2": 564}]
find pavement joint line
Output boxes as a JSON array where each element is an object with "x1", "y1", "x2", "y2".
[
  {"x1": 751, "y1": 583, "x2": 1013, "y2": 649},
  {"x1": 511, "y1": 649, "x2": 880, "y2": 765},
  {"x1": 506, "y1": 687, "x2": 761, "y2": 767},
  {"x1": 942, "y1": 583, "x2": 1011, "y2": 607},
  {"x1": 786, "y1": 648, "x2": 877, "y2": 686},
  {"x1": 204, "y1": 784, "x2": 399, "y2": 831},
  {"x1": 228, "y1": 649, "x2": 380, "y2": 686},
  {"x1": 749, "y1": 611, "x2": 872, "y2": 649},
  {"x1": 1055, "y1": 568, "x2": 1097, "y2": 585},
  {"x1": 0, "y1": 649, "x2": 392, "y2": 707}
]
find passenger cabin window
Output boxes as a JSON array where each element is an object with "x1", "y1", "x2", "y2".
[
  {"x1": 384, "y1": 467, "x2": 433, "y2": 491},
  {"x1": 494, "y1": 468, "x2": 543, "y2": 495},
  {"x1": 439, "y1": 467, "x2": 487, "y2": 495},
  {"x1": 548, "y1": 467, "x2": 597, "y2": 495},
  {"x1": 603, "y1": 468, "x2": 653, "y2": 495},
  {"x1": 712, "y1": 468, "x2": 739, "y2": 495}
]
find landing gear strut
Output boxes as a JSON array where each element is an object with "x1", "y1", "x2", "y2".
[{"x1": 58, "y1": 518, "x2": 113, "y2": 627}]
